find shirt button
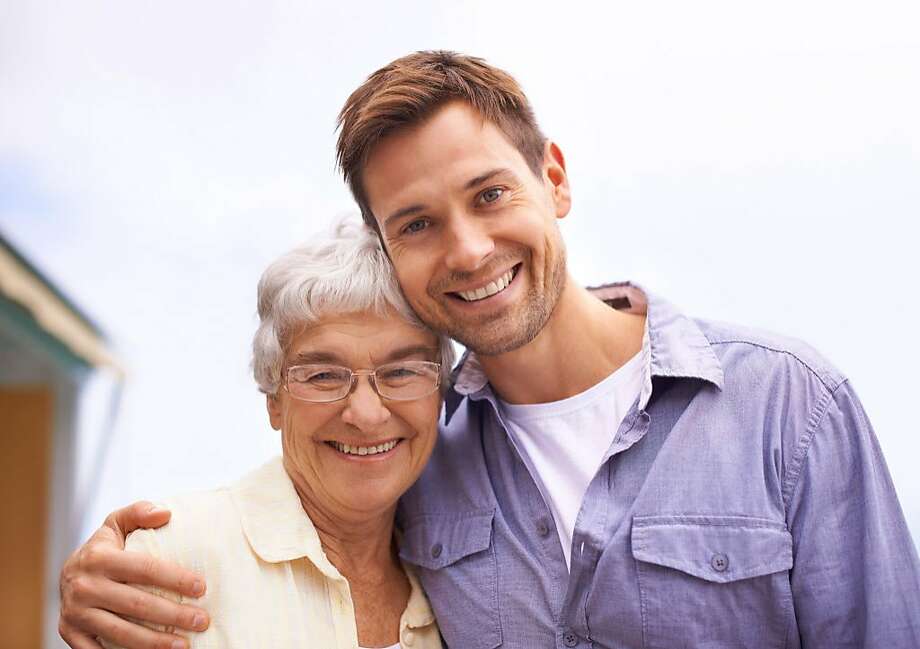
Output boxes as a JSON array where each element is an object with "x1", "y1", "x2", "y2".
[
  {"x1": 402, "y1": 629, "x2": 415, "y2": 646},
  {"x1": 563, "y1": 630, "x2": 580, "y2": 647},
  {"x1": 711, "y1": 552, "x2": 729, "y2": 572},
  {"x1": 430, "y1": 542, "x2": 443, "y2": 559},
  {"x1": 536, "y1": 519, "x2": 551, "y2": 537}
]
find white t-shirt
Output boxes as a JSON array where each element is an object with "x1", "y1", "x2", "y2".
[{"x1": 499, "y1": 344, "x2": 647, "y2": 569}]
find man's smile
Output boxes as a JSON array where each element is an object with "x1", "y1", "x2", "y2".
[{"x1": 448, "y1": 264, "x2": 521, "y2": 302}]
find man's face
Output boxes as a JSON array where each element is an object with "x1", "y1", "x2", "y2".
[{"x1": 362, "y1": 101, "x2": 572, "y2": 356}]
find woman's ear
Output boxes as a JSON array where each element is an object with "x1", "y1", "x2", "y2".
[{"x1": 266, "y1": 393, "x2": 283, "y2": 430}]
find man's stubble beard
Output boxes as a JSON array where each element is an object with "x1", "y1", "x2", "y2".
[{"x1": 440, "y1": 244, "x2": 568, "y2": 357}]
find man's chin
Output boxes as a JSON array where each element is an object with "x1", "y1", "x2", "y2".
[{"x1": 449, "y1": 317, "x2": 543, "y2": 357}]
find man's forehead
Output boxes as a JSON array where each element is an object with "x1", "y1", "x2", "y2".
[
  {"x1": 365, "y1": 122, "x2": 527, "y2": 217},
  {"x1": 366, "y1": 102, "x2": 514, "y2": 170},
  {"x1": 369, "y1": 99, "x2": 492, "y2": 152}
]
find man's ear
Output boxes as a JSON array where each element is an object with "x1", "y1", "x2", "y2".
[
  {"x1": 266, "y1": 393, "x2": 283, "y2": 431},
  {"x1": 543, "y1": 141, "x2": 572, "y2": 219}
]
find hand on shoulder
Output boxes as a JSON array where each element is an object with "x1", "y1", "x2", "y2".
[{"x1": 58, "y1": 501, "x2": 210, "y2": 649}]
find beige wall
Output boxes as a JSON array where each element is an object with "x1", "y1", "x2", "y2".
[{"x1": 0, "y1": 387, "x2": 53, "y2": 649}]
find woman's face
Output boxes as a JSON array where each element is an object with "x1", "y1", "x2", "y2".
[{"x1": 268, "y1": 309, "x2": 442, "y2": 522}]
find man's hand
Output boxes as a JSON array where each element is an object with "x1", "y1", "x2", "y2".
[{"x1": 59, "y1": 502, "x2": 210, "y2": 649}]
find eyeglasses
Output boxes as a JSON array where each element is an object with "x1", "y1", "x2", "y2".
[{"x1": 282, "y1": 361, "x2": 441, "y2": 403}]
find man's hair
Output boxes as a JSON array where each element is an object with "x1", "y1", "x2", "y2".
[
  {"x1": 251, "y1": 217, "x2": 455, "y2": 396},
  {"x1": 336, "y1": 50, "x2": 546, "y2": 233}
]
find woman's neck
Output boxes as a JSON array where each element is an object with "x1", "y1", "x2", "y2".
[
  {"x1": 285, "y1": 465, "x2": 401, "y2": 581},
  {"x1": 285, "y1": 470, "x2": 410, "y2": 648}
]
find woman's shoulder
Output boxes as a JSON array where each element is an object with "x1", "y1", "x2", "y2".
[
  {"x1": 125, "y1": 459, "x2": 288, "y2": 569},
  {"x1": 125, "y1": 485, "x2": 242, "y2": 565}
]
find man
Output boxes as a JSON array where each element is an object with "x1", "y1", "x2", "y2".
[{"x1": 60, "y1": 51, "x2": 919, "y2": 649}]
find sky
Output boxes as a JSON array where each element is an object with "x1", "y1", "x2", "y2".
[{"x1": 2, "y1": 0, "x2": 919, "y2": 550}]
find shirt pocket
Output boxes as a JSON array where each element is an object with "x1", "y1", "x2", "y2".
[
  {"x1": 400, "y1": 509, "x2": 502, "y2": 649},
  {"x1": 630, "y1": 515, "x2": 793, "y2": 649}
]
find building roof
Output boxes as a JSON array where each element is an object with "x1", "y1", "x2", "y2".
[{"x1": 0, "y1": 232, "x2": 121, "y2": 372}]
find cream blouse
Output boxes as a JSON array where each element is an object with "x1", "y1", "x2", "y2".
[{"x1": 105, "y1": 457, "x2": 441, "y2": 649}]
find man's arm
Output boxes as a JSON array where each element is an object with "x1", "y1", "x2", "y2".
[
  {"x1": 786, "y1": 380, "x2": 920, "y2": 648},
  {"x1": 59, "y1": 502, "x2": 210, "y2": 649}
]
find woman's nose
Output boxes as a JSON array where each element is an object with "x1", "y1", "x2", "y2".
[{"x1": 339, "y1": 376, "x2": 390, "y2": 430}]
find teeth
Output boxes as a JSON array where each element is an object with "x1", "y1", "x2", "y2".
[
  {"x1": 457, "y1": 268, "x2": 515, "y2": 302},
  {"x1": 331, "y1": 440, "x2": 398, "y2": 456}
]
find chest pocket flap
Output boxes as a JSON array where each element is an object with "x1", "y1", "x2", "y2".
[
  {"x1": 398, "y1": 510, "x2": 502, "y2": 649},
  {"x1": 399, "y1": 509, "x2": 495, "y2": 569},
  {"x1": 631, "y1": 515, "x2": 793, "y2": 583}
]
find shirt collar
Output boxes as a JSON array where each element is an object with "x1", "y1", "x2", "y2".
[
  {"x1": 230, "y1": 457, "x2": 436, "y2": 628},
  {"x1": 230, "y1": 457, "x2": 342, "y2": 579},
  {"x1": 446, "y1": 281, "x2": 723, "y2": 422}
]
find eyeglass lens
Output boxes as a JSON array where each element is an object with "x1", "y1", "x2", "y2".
[{"x1": 286, "y1": 361, "x2": 439, "y2": 402}]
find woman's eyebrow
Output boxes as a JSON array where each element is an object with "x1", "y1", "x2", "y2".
[
  {"x1": 289, "y1": 350, "x2": 344, "y2": 365},
  {"x1": 382, "y1": 344, "x2": 440, "y2": 363},
  {"x1": 289, "y1": 345, "x2": 437, "y2": 366}
]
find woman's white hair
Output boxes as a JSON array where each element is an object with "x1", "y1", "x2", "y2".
[{"x1": 252, "y1": 217, "x2": 455, "y2": 395}]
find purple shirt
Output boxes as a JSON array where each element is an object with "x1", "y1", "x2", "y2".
[{"x1": 397, "y1": 283, "x2": 920, "y2": 649}]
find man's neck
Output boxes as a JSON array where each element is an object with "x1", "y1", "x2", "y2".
[{"x1": 478, "y1": 278, "x2": 646, "y2": 405}]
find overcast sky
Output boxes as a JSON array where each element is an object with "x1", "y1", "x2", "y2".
[{"x1": 2, "y1": 0, "x2": 919, "y2": 545}]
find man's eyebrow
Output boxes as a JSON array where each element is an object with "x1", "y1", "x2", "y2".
[
  {"x1": 384, "y1": 204, "x2": 427, "y2": 227},
  {"x1": 382, "y1": 344, "x2": 440, "y2": 364},
  {"x1": 464, "y1": 168, "x2": 517, "y2": 191}
]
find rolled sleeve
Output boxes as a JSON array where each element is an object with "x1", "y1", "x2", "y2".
[{"x1": 787, "y1": 380, "x2": 920, "y2": 648}]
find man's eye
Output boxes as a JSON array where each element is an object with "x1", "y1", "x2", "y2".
[
  {"x1": 480, "y1": 187, "x2": 505, "y2": 204},
  {"x1": 402, "y1": 219, "x2": 429, "y2": 235}
]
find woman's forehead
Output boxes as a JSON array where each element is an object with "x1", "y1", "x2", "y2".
[{"x1": 287, "y1": 311, "x2": 437, "y2": 363}]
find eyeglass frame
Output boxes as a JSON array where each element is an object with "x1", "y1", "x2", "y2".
[{"x1": 280, "y1": 360, "x2": 442, "y2": 404}]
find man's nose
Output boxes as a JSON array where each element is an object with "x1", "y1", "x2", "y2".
[
  {"x1": 443, "y1": 214, "x2": 494, "y2": 272},
  {"x1": 339, "y1": 376, "x2": 390, "y2": 430}
]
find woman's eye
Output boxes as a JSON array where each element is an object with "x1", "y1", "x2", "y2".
[
  {"x1": 307, "y1": 371, "x2": 346, "y2": 384},
  {"x1": 381, "y1": 367, "x2": 417, "y2": 379},
  {"x1": 480, "y1": 187, "x2": 504, "y2": 204}
]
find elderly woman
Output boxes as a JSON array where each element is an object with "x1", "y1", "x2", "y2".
[{"x1": 100, "y1": 219, "x2": 453, "y2": 649}]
